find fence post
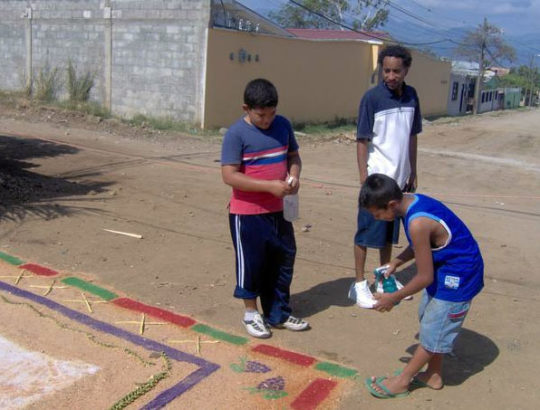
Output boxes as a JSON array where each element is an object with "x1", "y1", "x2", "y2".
[
  {"x1": 104, "y1": 3, "x2": 112, "y2": 111},
  {"x1": 24, "y1": 7, "x2": 33, "y2": 92}
]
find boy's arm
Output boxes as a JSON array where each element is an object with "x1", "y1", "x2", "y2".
[
  {"x1": 221, "y1": 164, "x2": 292, "y2": 198},
  {"x1": 386, "y1": 245, "x2": 415, "y2": 271},
  {"x1": 374, "y1": 218, "x2": 434, "y2": 311}
]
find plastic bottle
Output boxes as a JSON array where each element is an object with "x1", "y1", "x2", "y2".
[
  {"x1": 382, "y1": 275, "x2": 398, "y2": 293},
  {"x1": 374, "y1": 266, "x2": 400, "y2": 304},
  {"x1": 283, "y1": 176, "x2": 299, "y2": 222}
]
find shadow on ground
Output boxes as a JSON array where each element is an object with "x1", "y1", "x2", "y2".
[
  {"x1": 290, "y1": 277, "x2": 355, "y2": 317},
  {"x1": 0, "y1": 134, "x2": 111, "y2": 221},
  {"x1": 393, "y1": 264, "x2": 499, "y2": 386},
  {"x1": 399, "y1": 328, "x2": 499, "y2": 387},
  {"x1": 290, "y1": 262, "x2": 419, "y2": 317}
]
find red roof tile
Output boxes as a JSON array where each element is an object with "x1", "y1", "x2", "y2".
[{"x1": 286, "y1": 28, "x2": 389, "y2": 42}]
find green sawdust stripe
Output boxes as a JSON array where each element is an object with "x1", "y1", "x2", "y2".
[
  {"x1": 110, "y1": 353, "x2": 171, "y2": 410},
  {"x1": 61, "y1": 277, "x2": 118, "y2": 301},
  {"x1": 315, "y1": 362, "x2": 358, "y2": 379},
  {"x1": 191, "y1": 324, "x2": 248, "y2": 345},
  {"x1": 0, "y1": 251, "x2": 24, "y2": 266}
]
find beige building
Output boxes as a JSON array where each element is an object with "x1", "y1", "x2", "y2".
[{"x1": 203, "y1": 26, "x2": 451, "y2": 128}]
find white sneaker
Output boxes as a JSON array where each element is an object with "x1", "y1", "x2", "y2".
[
  {"x1": 376, "y1": 276, "x2": 413, "y2": 300},
  {"x1": 275, "y1": 315, "x2": 310, "y2": 331},
  {"x1": 243, "y1": 312, "x2": 271, "y2": 338},
  {"x1": 348, "y1": 280, "x2": 376, "y2": 309}
]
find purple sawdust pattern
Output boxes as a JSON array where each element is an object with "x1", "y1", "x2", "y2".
[
  {"x1": 230, "y1": 357, "x2": 271, "y2": 373},
  {"x1": 257, "y1": 376, "x2": 285, "y2": 391},
  {"x1": 247, "y1": 376, "x2": 288, "y2": 400},
  {"x1": 0, "y1": 280, "x2": 219, "y2": 409}
]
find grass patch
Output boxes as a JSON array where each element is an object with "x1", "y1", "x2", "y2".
[
  {"x1": 0, "y1": 90, "x2": 219, "y2": 138},
  {"x1": 126, "y1": 114, "x2": 218, "y2": 136},
  {"x1": 66, "y1": 60, "x2": 95, "y2": 103},
  {"x1": 0, "y1": 90, "x2": 27, "y2": 108},
  {"x1": 34, "y1": 63, "x2": 62, "y2": 102},
  {"x1": 57, "y1": 100, "x2": 111, "y2": 119},
  {"x1": 292, "y1": 117, "x2": 356, "y2": 135}
]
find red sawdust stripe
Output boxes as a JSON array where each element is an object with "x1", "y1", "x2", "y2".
[
  {"x1": 112, "y1": 297, "x2": 196, "y2": 328},
  {"x1": 291, "y1": 378, "x2": 338, "y2": 410},
  {"x1": 19, "y1": 263, "x2": 59, "y2": 277},
  {"x1": 251, "y1": 344, "x2": 316, "y2": 367}
]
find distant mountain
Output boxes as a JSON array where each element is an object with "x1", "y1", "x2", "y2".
[
  {"x1": 384, "y1": 17, "x2": 536, "y2": 67},
  {"x1": 505, "y1": 33, "x2": 540, "y2": 67}
]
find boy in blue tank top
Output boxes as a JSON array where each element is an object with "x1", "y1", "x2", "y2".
[{"x1": 359, "y1": 173, "x2": 484, "y2": 399}]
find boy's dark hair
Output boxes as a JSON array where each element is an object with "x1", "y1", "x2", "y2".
[
  {"x1": 359, "y1": 174, "x2": 403, "y2": 209},
  {"x1": 244, "y1": 78, "x2": 278, "y2": 109},
  {"x1": 378, "y1": 45, "x2": 412, "y2": 68}
]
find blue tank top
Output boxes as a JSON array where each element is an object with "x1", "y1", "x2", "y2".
[{"x1": 403, "y1": 194, "x2": 484, "y2": 302}]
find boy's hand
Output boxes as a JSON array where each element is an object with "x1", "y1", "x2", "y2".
[
  {"x1": 373, "y1": 292, "x2": 399, "y2": 312},
  {"x1": 269, "y1": 180, "x2": 294, "y2": 198},
  {"x1": 376, "y1": 261, "x2": 398, "y2": 279},
  {"x1": 404, "y1": 173, "x2": 417, "y2": 193},
  {"x1": 287, "y1": 175, "x2": 300, "y2": 194}
]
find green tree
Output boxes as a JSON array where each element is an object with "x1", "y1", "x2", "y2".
[
  {"x1": 454, "y1": 18, "x2": 515, "y2": 114},
  {"x1": 498, "y1": 65, "x2": 540, "y2": 89},
  {"x1": 269, "y1": 0, "x2": 389, "y2": 31},
  {"x1": 495, "y1": 64, "x2": 540, "y2": 106}
]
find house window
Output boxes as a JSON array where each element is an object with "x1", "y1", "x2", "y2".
[
  {"x1": 481, "y1": 93, "x2": 485, "y2": 103},
  {"x1": 451, "y1": 82, "x2": 459, "y2": 101}
]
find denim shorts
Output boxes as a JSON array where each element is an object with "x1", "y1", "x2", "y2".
[
  {"x1": 418, "y1": 291, "x2": 471, "y2": 354},
  {"x1": 354, "y1": 207, "x2": 399, "y2": 248}
]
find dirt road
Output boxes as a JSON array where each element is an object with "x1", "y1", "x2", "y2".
[{"x1": 1, "y1": 104, "x2": 539, "y2": 409}]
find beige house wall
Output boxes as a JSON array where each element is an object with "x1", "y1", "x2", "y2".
[
  {"x1": 204, "y1": 29, "x2": 376, "y2": 129},
  {"x1": 407, "y1": 51, "x2": 451, "y2": 117},
  {"x1": 203, "y1": 29, "x2": 450, "y2": 128}
]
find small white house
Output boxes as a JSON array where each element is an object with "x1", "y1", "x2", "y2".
[{"x1": 447, "y1": 72, "x2": 476, "y2": 115}]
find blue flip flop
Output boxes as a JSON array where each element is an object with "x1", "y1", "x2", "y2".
[{"x1": 364, "y1": 376, "x2": 410, "y2": 399}]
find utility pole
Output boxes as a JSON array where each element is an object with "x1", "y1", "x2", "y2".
[
  {"x1": 528, "y1": 55, "x2": 538, "y2": 107},
  {"x1": 473, "y1": 17, "x2": 488, "y2": 115},
  {"x1": 525, "y1": 55, "x2": 534, "y2": 108}
]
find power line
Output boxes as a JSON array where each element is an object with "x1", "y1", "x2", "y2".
[
  {"x1": 285, "y1": 0, "x2": 453, "y2": 46},
  {"x1": 386, "y1": 0, "x2": 440, "y2": 28},
  {"x1": 261, "y1": 0, "x2": 527, "y2": 65},
  {"x1": 401, "y1": 0, "x2": 474, "y2": 28}
]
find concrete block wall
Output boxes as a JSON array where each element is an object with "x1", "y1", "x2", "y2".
[
  {"x1": 0, "y1": 0, "x2": 211, "y2": 125},
  {"x1": 0, "y1": 2, "x2": 29, "y2": 90},
  {"x1": 111, "y1": 0, "x2": 210, "y2": 121},
  {"x1": 32, "y1": 0, "x2": 107, "y2": 102}
]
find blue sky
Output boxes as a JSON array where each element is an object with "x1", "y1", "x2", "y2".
[{"x1": 237, "y1": 0, "x2": 540, "y2": 65}]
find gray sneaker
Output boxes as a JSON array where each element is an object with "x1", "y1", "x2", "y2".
[
  {"x1": 274, "y1": 315, "x2": 310, "y2": 331},
  {"x1": 243, "y1": 312, "x2": 271, "y2": 338}
]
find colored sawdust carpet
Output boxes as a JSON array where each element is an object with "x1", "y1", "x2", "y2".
[{"x1": 0, "y1": 254, "x2": 358, "y2": 409}]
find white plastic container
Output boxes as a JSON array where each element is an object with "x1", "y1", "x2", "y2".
[
  {"x1": 283, "y1": 193, "x2": 299, "y2": 222},
  {"x1": 283, "y1": 175, "x2": 299, "y2": 222}
]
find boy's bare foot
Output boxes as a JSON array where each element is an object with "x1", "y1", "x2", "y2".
[
  {"x1": 412, "y1": 371, "x2": 444, "y2": 390},
  {"x1": 366, "y1": 375, "x2": 410, "y2": 398}
]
